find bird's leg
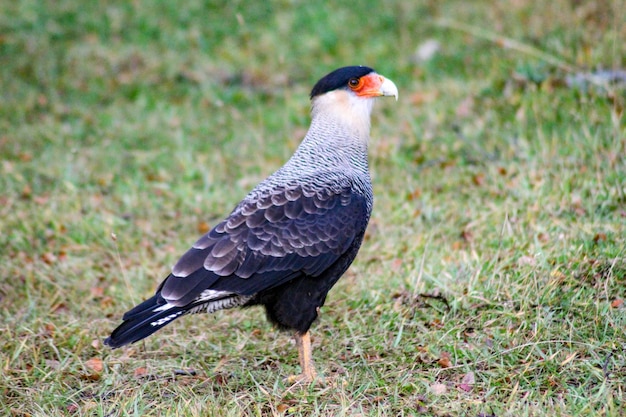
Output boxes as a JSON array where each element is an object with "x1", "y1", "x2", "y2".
[
  {"x1": 289, "y1": 331, "x2": 318, "y2": 384},
  {"x1": 296, "y1": 331, "x2": 317, "y2": 381}
]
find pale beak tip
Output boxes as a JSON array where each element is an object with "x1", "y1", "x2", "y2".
[{"x1": 380, "y1": 76, "x2": 399, "y2": 101}]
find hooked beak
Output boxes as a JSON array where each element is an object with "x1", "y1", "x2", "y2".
[
  {"x1": 378, "y1": 76, "x2": 399, "y2": 101},
  {"x1": 356, "y1": 73, "x2": 399, "y2": 101}
]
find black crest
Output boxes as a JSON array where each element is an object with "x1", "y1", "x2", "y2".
[{"x1": 310, "y1": 66, "x2": 375, "y2": 99}]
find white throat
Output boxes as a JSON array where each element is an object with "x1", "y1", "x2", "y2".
[{"x1": 310, "y1": 90, "x2": 374, "y2": 141}]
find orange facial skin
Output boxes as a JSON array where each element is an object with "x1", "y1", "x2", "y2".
[{"x1": 349, "y1": 73, "x2": 387, "y2": 98}]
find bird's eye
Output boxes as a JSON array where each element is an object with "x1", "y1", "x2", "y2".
[{"x1": 348, "y1": 77, "x2": 363, "y2": 90}]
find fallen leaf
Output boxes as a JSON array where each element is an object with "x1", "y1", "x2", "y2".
[
  {"x1": 134, "y1": 367, "x2": 148, "y2": 378},
  {"x1": 430, "y1": 319, "x2": 444, "y2": 330},
  {"x1": 80, "y1": 372, "x2": 101, "y2": 382},
  {"x1": 611, "y1": 299, "x2": 623, "y2": 308},
  {"x1": 438, "y1": 352, "x2": 452, "y2": 368},
  {"x1": 460, "y1": 228, "x2": 474, "y2": 242},
  {"x1": 472, "y1": 172, "x2": 486, "y2": 186},
  {"x1": 213, "y1": 373, "x2": 229, "y2": 385},
  {"x1": 41, "y1": 252, "x2": 57, "y2": 264},
  {"x1": 197, "y1": 221, "x2": 211, "y2": 234},
  {"x1": 430, "y1": 383, "x2": 447, "y2": 395},
  {"x1": 458, "y1": 371, "x2": 475, "y2": 392},
  {"x1": 407, "y1": 188, "x2": 422, "y2": 201},
  {"x1": 85, "y1": 357, "x2": 103, "y2": 373},
  {"x1": 100, "y1": 296, "x2": 114, "y2": 308},
  {"x1": 593, "y1": 233, "x2": 607, "y2": 243},
  {"x1": 51, "y1": 303, "x2": 69, "y2": 314},
  {"x1": 90, "y1": 287, "x2": 105, "y2": 298},
  {"x1": 44, "y1": 323, "x2": 56, "y2": 336}
]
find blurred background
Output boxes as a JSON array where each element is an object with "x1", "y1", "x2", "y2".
[{"x1": 1, "y1": 1, "x2": 624, "y2": 415}]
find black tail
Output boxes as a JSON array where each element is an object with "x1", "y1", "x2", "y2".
[{"x1": 104, "y1": 295, "x2": 187, "y2": 348}]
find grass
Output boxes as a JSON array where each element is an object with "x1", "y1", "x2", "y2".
[{"x1": 1, "y1": 0, "x2": 625, "y2": 415}]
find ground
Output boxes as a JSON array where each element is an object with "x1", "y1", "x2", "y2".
[{"x1": 1, "y1": 0, "x2": 625, "y2": 416}]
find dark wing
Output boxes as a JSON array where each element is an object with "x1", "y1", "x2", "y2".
[{"x1": 159, "y1": 181, "x2": 371, "y2": 306}]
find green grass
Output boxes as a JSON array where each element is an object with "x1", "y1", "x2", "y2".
[{"x1": 1, "y1": 0, "x2": 625, "y2": 415}]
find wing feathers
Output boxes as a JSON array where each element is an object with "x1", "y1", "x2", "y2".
[
  {"x1": 211, "y1": 237, "x2": 238, "y2": 258},
  {"x1": 134, "y1": 183, "x2": 368, "y2": 328}
]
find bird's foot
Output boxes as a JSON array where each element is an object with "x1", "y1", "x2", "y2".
[
  {"x1": 286, "y1": 370, "x2": 324, "y2": 386},
  {"x1": 289, "y1": 331, "x2": 324, "y2": 385}
]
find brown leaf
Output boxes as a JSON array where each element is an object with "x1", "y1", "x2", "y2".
[
  {"x1": 213, "y1": 373, "x2": 229, "y2": 385},
  {"x1": 134, "y1": 367, "x2": 148, "y2": 378},
  {"x1": 90, "y1": 286, "x2": 105, "y2": 298},
  {"x1": 41, "y1": 252, "x2": 57, "y2": 264},
  {"x1": 428, "y1": 319, "x2": 444, "y2": 330},
  {"x1": 460, "y1": 228, "x2": 474, "y2": 242},
  {"x1": 100, "y1": 296, "x2": 114, "y2": 308},
  {"x1": 407, "y1": 188, "x2": 422, "y2": 201},
  {"x1": 438, "y1": 352, "x2": 452, "y2": 368},
  {"x1": 472, "y1": 172, "x2": 486, "y2": 186},
  {"x1": 51, "y1": 303, "x2": 69, "y2": 314},
  {"x1": 44, "y1": 323, "x2": 56, "y2": 336},
  {"x1": 593, "y1": 233, "x2": 607, "y2": 243},
  {"x1": 21, "y1": 184, "x2": 32, "y2": 199},
  {"x1": 611, "y1": 299, "x2": 623, "y2": 308},
  {"x1": 197, "y1": 221, "x2": 211, "y2": 234},
  {"x1": 80, "y1": 372, "x2": 101, "y2": 382},
  {"x1": 276, "y1": 404, "x2": 289, "y2": 413},
  {"x1": 85, "y1": 357, "x2": 103, "y2": 373}
]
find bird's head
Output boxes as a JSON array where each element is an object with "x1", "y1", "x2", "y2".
[
  {"x1": 310, "y1": 66, "x2": 398, "y2": 101},
  {"x1": 309, "y1": 66, "x2": 398, "y2": 138}
]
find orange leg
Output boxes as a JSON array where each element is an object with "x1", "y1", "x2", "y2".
[{"x1": 290, "y1": 331, "x2": 318, "y2": 383}]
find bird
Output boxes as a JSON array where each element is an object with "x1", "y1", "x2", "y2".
[{"x1": 104, "y1": 65, "x2": 398, "y2": 383}]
